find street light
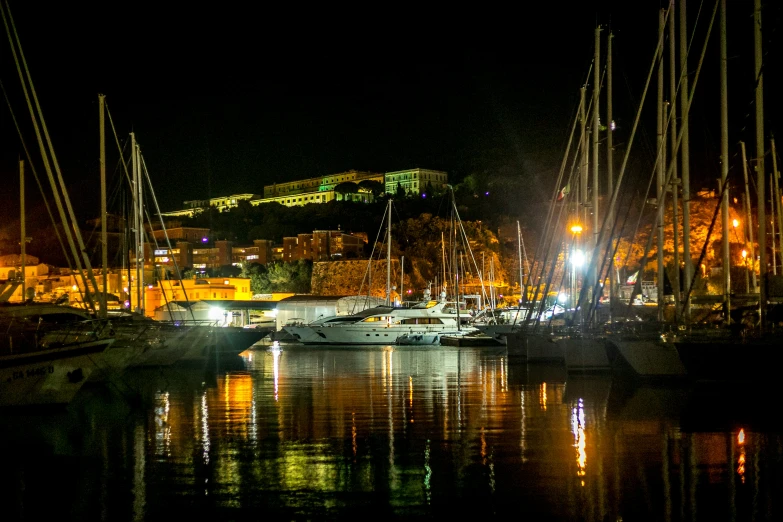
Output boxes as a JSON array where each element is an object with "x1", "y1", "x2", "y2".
[{"x1": 570, "y1": 224, "x2": 583, "y2": 235}]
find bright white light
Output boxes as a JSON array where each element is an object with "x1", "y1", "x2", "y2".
[
  {"x1": 558, "y1": 292, "x2": 568, "y2": 303},
  {"x1": 208, "y1": 307, "x2": 225, "y2": 321},
  {"x1": 571, "y1": 250, "x2": 586, "y2": 267}
]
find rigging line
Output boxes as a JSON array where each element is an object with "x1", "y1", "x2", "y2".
[
  {"x1": 533, "y1": 206, "x2": 570, "y2": 331},
  {"x1": 530, "y1": 61, "x2": 592, "y2": 271},
  {"x1": 575, "y1": 2, "x2": 689, "y2": 316},
  {"x1": 680, "y1": 170, "x2": 731, "y2": 318},
  {"x1": 526, "y1": 124, "x2": 584, "y2": 324},
  {"x1": 140, "y1": 153, "x2": 196, "y2": 321},
  {"x1": 355, "y1": 199, "x2": 390, "y2": 312},
  {"x1": 0, "y1": 76, "x2": 72, "y2": 272},
  {"x1": 1, "y1": 0, "x2": 97, "y2": 312},
  {"x1": 105, "y1": 105, "x2": 135, "y2": 188},
  {"x1": 612, "y1": 0, "x2": 719, "y2": 322},
  {"x1": 524, "y1": 91, "x2": 585, "y2": 311},
  {"x1": 449, "y1": 191, "x2": 491, "y2": 309}
]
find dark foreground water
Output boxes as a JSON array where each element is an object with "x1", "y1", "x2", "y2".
[{"x1": 2, "y1": 344, "x2": 782, "y2": 521}]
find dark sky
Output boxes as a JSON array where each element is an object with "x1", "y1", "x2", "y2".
[{"x1": 0, "y1": 1, "x2": 780, "y2": 222}]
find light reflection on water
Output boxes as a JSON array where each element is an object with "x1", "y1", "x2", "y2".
[{"x1": 1, "y1": 345, "x2": 783, "y2": 520}]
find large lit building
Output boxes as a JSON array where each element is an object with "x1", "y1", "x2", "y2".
[
  {"x1": 252, "y1": 170, "x2": 383, "y2": 208},
  {"x1": 159, "y1": 168, "x2": 448, "y2": 216},
  {"x1": 160, "y1": 193, "x2": 260, "y2": 218},
  {"x1": 385, "y1": 168, "x2": 448, "y2": 196}
]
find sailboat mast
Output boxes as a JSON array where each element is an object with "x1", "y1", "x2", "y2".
[
  {"x1": 773, "y1": 139, "x2": 783, "y2": 277},
  {"x1": 741, "y1": 141, "x2": 757, "y2": 291},
  {"x1": 386, "y1": 198, "x2": 391, "y2": 306},
  {"x1": 580, "y1": 87, "x2": 588, "y2": 233},
  {"x1": 607, "y1": 31, "x2": 615, "y2": 321},
  {"x1": 132, "y1": 132, "x2": 141, "y2": 314},
  {"x1": 679, "y1": 0, "x2": 692, "y2": 322},
  {"x1": 400, "y1": 256, "x2": 404, "y2": 304},
  {"x1": 517, "y1": 221, "x2": 524, "y2": 304},
  {"x1": 669, "y1": 6, "x2": 681, "y2": 317},
  {"x1": 19, "y1": 159, "x2": 25, "y2": 302},
  {"x1": 720, "y1": 0, "x2": 731, "y2": 321},
  {"x1": 99, "y1": 94, "x2": 107, "y2": 318},
  {"x1": 657, "y1": 9, "x2": 666, "y2": 322},
  {"x1": 771, "y1": 174, "x2": 777, "y2": 275},
  {"x1": 754, "y1": 0, "x2": 766, "y2": 326},
  {"x1": 592, "y1": 25, "x2": 601, "y2": 315}
]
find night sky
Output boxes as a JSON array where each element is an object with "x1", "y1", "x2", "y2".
[{"x1": 0, "y1": 1, "x2": 780, "y2": 224}]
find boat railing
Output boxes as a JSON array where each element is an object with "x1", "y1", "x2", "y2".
[{"x1": 1, "y1": 318, "x2": 112, "y2": 355}]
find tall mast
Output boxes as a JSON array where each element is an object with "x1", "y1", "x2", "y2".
[
  {"x1": 657, "y1": 8, "x2": 666, "y2": 322},
  {"x1": 580, "y1": 87, "x2": 588, "y2": 231},
  {"x1": 99, "y1": 94, "x2": 107, "y2": 318},
  {"x1": 679, "y1": 0, "x2": 692, "y2": 322},
  {"x1": 400, "y1": 255, "x2": 404, "y2": 304},
  {"x1": 754, "y1": 0, "x2": 766, "y2": 325},
  {"x1": 607, "y1": 31, "x2": 615, "y2": 321},
  {"x1": 132, "y1": 132, "x2": 141, "y2": 314},
  {"x1": 720, "y1": 0, "x2": 730, "y2": 321},
  {"x1": 773, "y1": 139, "x2": 783, "y2": 277},
  {"x1": 386, "y1": 198, "x2": 391, "y2": 306},
  {"x1": 741, "y1": 141, "x2": 757, "y2": 291},
  {"x1": 669, "y1": 3, "x2": 681, "y2": 318},
  {"x1": 771, "y1": 174, "x2": 777, "y2": 274},
  {"x1": 517, "y1": 221, "x2": 524, "y2": 305},
  {"x1": 592, "y1": 25, "x2": 601, "y2": 314},
  {"x1": 19, "y1": 159, "x2": 25, "y2": 302}
]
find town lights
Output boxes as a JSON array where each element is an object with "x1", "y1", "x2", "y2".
[
  {"x1": 733, "y1": 219, "x2": 739, "y2": 229},
  {"x1": 570, "y1": 224, "x2": 583, "y2": 234}
]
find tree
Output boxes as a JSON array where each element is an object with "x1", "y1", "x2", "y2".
[
  {"x1": 395, "y1": 181, "x2": 406, "y2": 199},
  {"x1": 334, "y1": 182, "x2": 360, "y2": 201},
  {"x1": 358, "y1": 180, "x2": 385, "y2": 198}
]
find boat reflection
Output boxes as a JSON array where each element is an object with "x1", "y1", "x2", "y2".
[{"x1": 2, "y1": 347, "x2": 782, "y2": 520}]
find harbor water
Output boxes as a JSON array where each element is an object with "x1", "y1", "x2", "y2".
[{"x1": 2, "y1": 344, "x2": 782, "y2": 521}]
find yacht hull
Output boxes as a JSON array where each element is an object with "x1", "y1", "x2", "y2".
[{"x1": 0, "y1": 339, "x2": 111, "y2": 407}]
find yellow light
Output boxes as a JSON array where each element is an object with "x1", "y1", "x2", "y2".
[
  {"x1": 733, "y1": 219, "x2": 739, "y2": 229},
  {"x1": 570, "y1": 225, "x2": 583, "y2": 234},
  {"x1": 71, "y1": 285, "x2": 78, "y2": 291},
  {"x1": 742, "y1": 249, "x2": 748, "y2": 259}
]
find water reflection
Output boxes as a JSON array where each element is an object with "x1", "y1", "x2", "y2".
[{"x1": 1, "y1": 347, "x2": 783, "y2": 520}]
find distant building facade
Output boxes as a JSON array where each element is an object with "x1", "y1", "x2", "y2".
[
  {"x1": 159, "y1": 168, "x2": 447, "y2": 216},
  {"x1": 282, "y1": 230, "x2": 365, "y2": 262},
  {"x1": 385, "y1": 168, "x2": 448, "y2": 196}
]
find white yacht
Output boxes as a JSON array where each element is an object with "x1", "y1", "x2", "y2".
[{"x1": 284, "y1": 290, "x2": 463, "y2": 345}]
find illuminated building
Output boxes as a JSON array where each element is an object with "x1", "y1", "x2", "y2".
[
  {"x1": 282, "y1": 230, "x2": 366, "y2": 262},
  {"x1": 385, "y1": 168, "x2": 448, "y2": 196},
  {"x1": 158, "y1": 168, "x2": 448, "y2": 215}
]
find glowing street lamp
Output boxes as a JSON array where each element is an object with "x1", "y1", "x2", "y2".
[
  {"x1": 733, "y1": 219, "x2": 740, "y2": 229},
  {"x1": 571, "y1": 249, "x2": 586, "y2": 268},
  {"x1": 570, "y1": 224, "x2": 583, "y2": 235}
]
